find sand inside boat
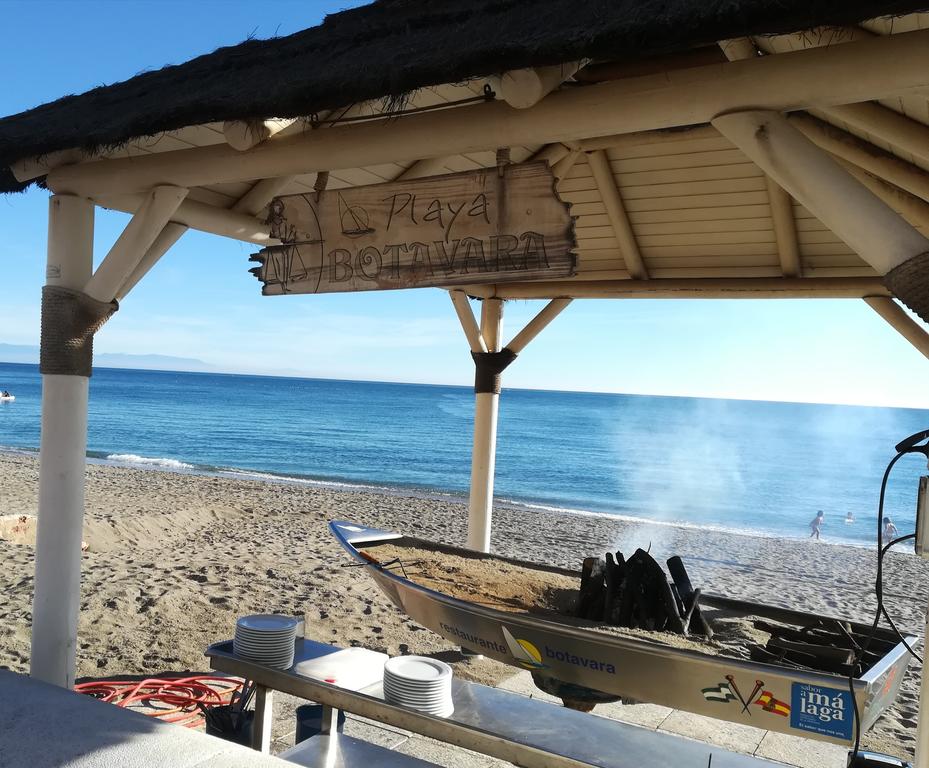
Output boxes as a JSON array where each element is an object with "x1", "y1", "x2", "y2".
[{"x1": 362, "y1": 540, "x2": 773, "y2": 659}]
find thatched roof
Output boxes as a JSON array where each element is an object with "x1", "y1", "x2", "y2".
[{"x1": 1, "y1": 0, "x2": 927, "y2": 194}]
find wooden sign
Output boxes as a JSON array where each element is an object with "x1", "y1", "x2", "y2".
[{"x1": 250, "y1": 161, "x2": 576, "y2": 294}]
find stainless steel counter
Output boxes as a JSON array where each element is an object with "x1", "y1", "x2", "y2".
[{"x1": 207, "y1": 638, "x2": 783, "y2": 768}]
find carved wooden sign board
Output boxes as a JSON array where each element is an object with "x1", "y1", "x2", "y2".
[{"x1": 250, "y1": 161, "x2": 576, "y2": 295}]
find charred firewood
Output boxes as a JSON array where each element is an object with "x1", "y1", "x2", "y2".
[
  {"x1": 667, "y1": 556, "x2": 712, "y2": 637},
  {"x1": 576, "y1": 557, "x2": 606, "y2": 619}
]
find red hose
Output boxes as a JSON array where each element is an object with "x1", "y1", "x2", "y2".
[{"x1": 74, "y1": 674, "x2": 244, "y2": 728}]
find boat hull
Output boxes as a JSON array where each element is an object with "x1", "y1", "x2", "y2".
[{"x1": 330, "y1": 520, "x2": 915, "y2": 746}]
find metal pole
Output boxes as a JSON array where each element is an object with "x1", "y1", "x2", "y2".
[
  {"x1": 916, "y1": 606, "x2": 929, "y2": 768},
  {"x1": 30, "y1": 194, "x2": 95, "y2": 687},
  {"x1": 467, "y1": 299, "x2": 504, "y2": 552}
]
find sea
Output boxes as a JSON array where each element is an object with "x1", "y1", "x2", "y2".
[{"x1": 1, "y1": 360, "x2": 927, "y2": 548}]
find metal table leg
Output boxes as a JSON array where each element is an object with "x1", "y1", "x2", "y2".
[
  {"x1": 319, "y1": 704, "x2": 340, "y2": 735},
  {"x1": 251, "y1": 685, "x2": 274, "y2": 753}
]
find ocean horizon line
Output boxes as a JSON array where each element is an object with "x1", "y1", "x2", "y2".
[{"x1": 1, "y1": 358, "x2": 926, "y2": 412}]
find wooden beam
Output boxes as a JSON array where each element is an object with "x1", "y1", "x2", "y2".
[
  {"x1": 864, "y1": 295, "x2": 929, "y2": 360},
  {"x1": 790, "y1": 113, "x2": 929, "y2": 205},
  {"x1": 115, "y1": 222, "x2": 188, "y2": 301},
  {"x1": 826, "y1": 102, "x2": 929, "y2": 168},
  {"x1": 395, "y1": 156, "x2": 451, "y2": 181},
  {"x1": 463, "y1": 277, "x2": 888, "y2": 300},
  {"x1": 11, "y1": 149, "x2": 82, "y2": 184},
  {"x1": 223, "y1": 118, "x2": 296, "y2": 151},
  {"x1": 712, "y1": 110, "x2": 929, "y2": 276},
  {"x1": 551, "y1": 149, "x2": 580, "y2": 182},
  {"x1": 719, "y1": 38, "x2": 800, "y2": 278},
  {"x1": 97, "y1": 195, "x2": 277, "y2": 245},
  {"x1": 84, "y1": 185, "x2": 188, "y2": 303},
  {"x1": 480, "y1": 298, "x2": 504, "y2": 352},
  {"x1": 731, "y1": 35, "x2": 929, "y2": 186},
  {"x1": 490, "y1": 61, "x2": 583, "y2": 109},
  {"x1": 450, "y1": 290, "x2": 487, "y2": 353},
  {"x1": 505, "y1": 299, "x2": 572, "y2": 354},
  {"x1": 766, "y1": 178, "x2": 801, "y2": 277},
  {"x1": 587, "y1": 149, "x2": 648, "y2": 279},
  {"x1": 232, "y1": 176, "x2": 296, "y2": 216},
  {"x1": 718, "y1": 38, "x2": 759, "y2": 61},
  {"x1": 529, "y1": 143, "x2": 572, "y2": 166},
  {"x1": 574, "y1": 46, "x2": 726, "y2": 83},
  {"x1": 838, "y1": 161, "x2": 929, "y2": 232},
  {"x1": 578, "y1": 124, "x2": 719, "y2": 153},
  {"x1": 46, "y1": 29, "x2": 929, "y2": 197}
]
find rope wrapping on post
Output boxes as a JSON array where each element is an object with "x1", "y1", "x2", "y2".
[
  {"x1": 40, "y1": 286, "x2": 118, "y2": 377},
  {"x1": 472, "y1": 348, "x2": 517, "y2": 394},
  {"x1": 884, "y1": 251, "x2": 929, "y2": 324}
]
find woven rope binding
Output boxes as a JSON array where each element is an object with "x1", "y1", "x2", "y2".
[
  {"x1": 471, "y1": 349, "x2": 517, "y2": 394},
  {"x1": 40, "y1": 286, "x2": 118, "y2": 377},
  {"x1": 883, "y1": 251, "x2": 929, "y2": 325}
]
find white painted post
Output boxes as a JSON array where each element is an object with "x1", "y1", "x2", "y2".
[
  {"x1": 467, "y1": 299, "x2": 504, "y2": 552},
  {"x1": 30, "y1": 194, "x2": 95, "y2": 687}
]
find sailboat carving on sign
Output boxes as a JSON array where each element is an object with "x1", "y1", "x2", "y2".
[{"x1": 338, "y1": 192, "x2": 375, "y2": 237}]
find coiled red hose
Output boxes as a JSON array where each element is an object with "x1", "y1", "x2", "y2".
[{"x1": 75, "y1": 674, "x2": 243, "y2": 728}]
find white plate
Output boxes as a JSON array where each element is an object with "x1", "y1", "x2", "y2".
[
  {"x1": 234, "y1": 632, "x2": 295, "y2": 642},
  {"x1": 384, "y1": 688, "x2": 450, "y2": 700},
  {"x1": 233, "y1": 638, "x2": 295, "y2": 648},
  {"x1": 385, "y1": 698, "x2": 454, "y2": 718},
  {"x1": 384, "y1": 675, "x2": 452, "y2": 691},
  {"x1": 384, "y1": 656, "x2": 452, "y2": 682},
  {"x1": 384, "y1": 686, "x2": 452, "y2": 701},
  {"x1": 236, "y1": 615, "x2": 299, "y2": 632},
  {"x1": 235, "y1": 654, "x2": 294, "y2": 669},
  {"x1": 235, "y1": 627, "x2": 297, "y2": 637},
  {"x1": 234, "y1": 652, "x2": 294, "y2": 663}
]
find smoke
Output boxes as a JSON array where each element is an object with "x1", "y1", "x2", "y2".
[{"x1": 609, "y1": 397, "x2": 746, "y2": 558}]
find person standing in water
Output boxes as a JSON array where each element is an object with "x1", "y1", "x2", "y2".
[
  {"x1": 883, "y1": 517, "x2": 899, "y2": 541},
  {"x1": 810, "y1": 510, "x2": 825, "y2": 540}
]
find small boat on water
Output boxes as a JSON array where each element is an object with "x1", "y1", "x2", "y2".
[
  {"x1": 0, "y1": 393, "x2": 14, "y2": 402},
  {"x1": 330, "y1": 519, "x2": 914, "y2": 747}
]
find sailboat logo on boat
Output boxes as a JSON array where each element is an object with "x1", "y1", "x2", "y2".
[{"x1": 501, "y1": 627, "x2": 545, "y2": 669}]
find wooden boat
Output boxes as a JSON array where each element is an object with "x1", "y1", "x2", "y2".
[{"x1": 330, "y1": 519, "x2": 916, "y2": 747}]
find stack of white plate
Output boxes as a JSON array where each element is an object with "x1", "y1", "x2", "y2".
[
  {"x1": 233, "y1": 614, "x2": 298, "y2": 669},
  {"x1": 383, "y1": 656, "x2": 454, "y2": 718}
]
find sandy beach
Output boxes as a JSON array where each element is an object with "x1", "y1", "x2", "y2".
[{"x1": 0, "y1": 450, "x2": 925, "y2": 760}]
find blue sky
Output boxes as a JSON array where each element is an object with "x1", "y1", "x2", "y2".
[{"x1": 2, "y1": 0, "x2": 928, "y2": 408}]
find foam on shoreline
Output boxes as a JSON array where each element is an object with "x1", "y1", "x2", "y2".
[{"x1": 0, "y1": 445, "x2": 885, "y2": 551}]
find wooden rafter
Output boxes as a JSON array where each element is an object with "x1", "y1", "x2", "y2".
[
  {"x1": 765, "y1": 179, "x2": 801, "y2": 278},
  {"x1": 864, "y1": 296, "x2": 929, "y2": 360},
  {"x1": 586, "y1": 149, "x2": 648, "y2": 280},
  {"x1": 719, "y1": 38, "x2": 800, "y2": 278},
  {"x1": 463, "y1": 277, "x2": 887, "y2": 300},
  {"x1": 790, "y1": 114, "x2": 929, "y2": 205}
]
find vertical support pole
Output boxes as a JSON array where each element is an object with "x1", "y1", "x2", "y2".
[
  {"x1": 251, "y1": 686, "x2": 274, "y2": 753},
  {"x1": 30, "y1": 195, "x2": 94, "y2": 687},
  {"x1": 917, "y1": 613, "x2": 929, "y2": 768},
  {"x1": 467, "y1": 299, "x2": 504, "y2": 552}
]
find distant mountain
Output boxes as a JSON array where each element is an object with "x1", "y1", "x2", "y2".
[{"x1": 0, "y1": 344, "x2": 215, "y2": 373}]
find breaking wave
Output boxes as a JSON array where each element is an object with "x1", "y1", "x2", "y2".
[{"x1": 105, "y1": 453, "x2": 194, "y2": 470}]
